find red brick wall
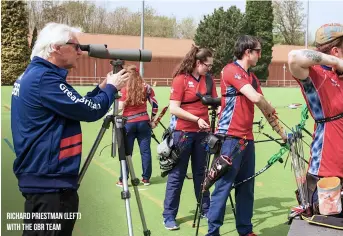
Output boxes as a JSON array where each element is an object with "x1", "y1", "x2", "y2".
[
  {"x1": 266, "y1": 62, "x2": 299, "y2": 87},
  {"x1": 67, "y1": 55, "x2": 298, "y2": 87},
  {"x1": 67, "y1": 55, "x2": 182, "y2": 85}
]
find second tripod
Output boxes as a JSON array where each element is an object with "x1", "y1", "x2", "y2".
[
  {"x1": 192, "y1": 103, "x2": 219, "y2": 234},
  {"x1": 192, "y1": 102, "x2": 236, "y2": 236}
]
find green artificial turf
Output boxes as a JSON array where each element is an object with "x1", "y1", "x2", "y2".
[{"x1": 1, "y1": 86, "x2": 314, "y2": 236}]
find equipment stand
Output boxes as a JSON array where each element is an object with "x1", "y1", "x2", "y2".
[
  {"x1": 78, "y1": 59, "x2": 151, "y2": 236},
  {"x1": 193, "y1": 104, "x2": 235, "y2": 236}
]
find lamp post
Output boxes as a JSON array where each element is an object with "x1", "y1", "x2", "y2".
[
  {"x1": 140, "y1": 0, "x2": 145, "y2": 76},
  {"x1": 305, "y1": 0, "x2": 309, "y2": 49}
]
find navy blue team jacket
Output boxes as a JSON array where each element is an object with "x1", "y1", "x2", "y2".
[{"x1": 11, "y1": 56, "x2": 117, "y2": 193}]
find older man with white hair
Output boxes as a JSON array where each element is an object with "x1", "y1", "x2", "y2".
[{"x1": 11, "y1": 22, "x2": 129, "y2": 236}]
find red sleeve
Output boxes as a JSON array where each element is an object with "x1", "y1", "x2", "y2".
[
  {"x1": 119, "y1": 88, "x2": 127, "y2": 102},
  {"x1": 170, "y1": 75, "x2": 185, "y2": 101},
  {"x1": 211, "y1": 76, "x2": 218, "y2": 97},
  {"x1": 222, "y1": 66, "x2": 249, "y2": 91}
]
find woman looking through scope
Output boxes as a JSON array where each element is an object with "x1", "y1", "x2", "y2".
[{"x1": 116, "y1": 65, "x2": 159, "y2": 187}]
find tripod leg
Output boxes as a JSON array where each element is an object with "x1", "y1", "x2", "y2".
[
  {"x1": 126, "y1": 155, "x2": 151, "y2": 236},
  {"x1": 229, "y1": 192, "x2": 236, "y2": 219},
  {"x1": 78, "y1": 116, "x2": 112, "y2": 186},
  {"x1": 115, "y1": 117, "x2": 136, "y2": 236},
  {"x1": 193, "y1": 152, "x2": 211, "y2": 233},
  {"x1": 194, "y1": 108, "x2": 217, "y2": 232},
  {"x1": 192, "y1": 204, "x2": 199, "y2": 228},
  {"x1": 121, "y1": 160, "x2": 135, "y2": 236},
  {"x1": 195, "y1": 188, "x2": 206, "y2": 236}
]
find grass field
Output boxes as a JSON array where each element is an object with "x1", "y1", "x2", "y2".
[{"x1": 1, "y1": 86, "x2": 314, "y2": 236}]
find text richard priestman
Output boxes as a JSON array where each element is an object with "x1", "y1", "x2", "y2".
[{"x1": 7, "y1": 212, "x2": 82, "y2": 220}]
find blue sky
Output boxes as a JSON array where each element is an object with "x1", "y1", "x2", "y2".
[{"x1": 96, "y1": 0, "x2": 342, "y2": 42}]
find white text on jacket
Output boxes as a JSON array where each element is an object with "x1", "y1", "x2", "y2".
[{"x1": 59, "y1": 84, "x2": 101, "y2": 110}]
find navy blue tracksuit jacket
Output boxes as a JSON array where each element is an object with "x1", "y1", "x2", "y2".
[{"x1": 11, "y1": 56, "x2": 117, "y2": 193}]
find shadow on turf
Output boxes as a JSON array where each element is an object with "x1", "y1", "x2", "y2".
[
  {"x1": 149, "y1": 175, "x2": 168, "y2": 185},
  {"x1": 176, "y1": 196, "x2": 294, "y2": 235},
  {"x1": 258, "y1": 223, "x2": 290, "y2": 236},
  {"x1": 149, "y1": 173, "x2": 193, "y2": 185},
  {"x1": 222, "y1": 196, "x2": 293, "y2": 234}
]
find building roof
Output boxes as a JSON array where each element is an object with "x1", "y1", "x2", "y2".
[{"x1": 76, "y1": 33, "x2": 313, "y2": 62}]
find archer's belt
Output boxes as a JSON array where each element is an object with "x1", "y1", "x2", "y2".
[
  {"x1": 125, "y1": 112, "x2": 148, "y2": 121},
  {"x1": 315, "y1": 111, "x2": 343, "y2": 124},
  {"x1": 214, "y1": 133, "x2": 241, "y2": 141}
]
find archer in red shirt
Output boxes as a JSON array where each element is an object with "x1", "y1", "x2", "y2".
[
  {"x1": 216, "y1": 61, "x2": 263, "y2": 140},
  {"x1": 116, "y1": 65, "x2": 159, "y2": 187},
  {"x1": 288, "y1": 23, "x2": 343, "y2": 216},
  {"x1": 163, "y1": 45, "x2": 217, "y2": 230},
  {"x1": 207, "y1": 35, "x2": 286, "y2": 236}
]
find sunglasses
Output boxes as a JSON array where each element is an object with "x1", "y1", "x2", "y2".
[
  {"x1": 250, "y1": 48, "x2": 262, "y2": 53},
  {"x1": 66, "y1": 42, "x2": 81, "y2": 51},
  {"x1": 201, "y1": 62, "x2": 213, "y2": 70}
]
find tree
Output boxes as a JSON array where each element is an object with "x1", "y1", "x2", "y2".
[
  {"x1": 27, "y1": 1, "x2": 43, "y2": 30},
  {"x1": 25, "y1": 1, "x2": 196, "y2": 39},
  {"x1": 273, "y1": 0, "x2": 305, "y2": 45},
  {"x1": 194, "y1": 6, "x2": 245, "y2": 76},
  {"x1": 1, "y1": 1, "x2": 31, "y2": 85},
  {"x1": 142, "y1": 7, "x2": 178, "y2": 38},
  {"x1": 31, "y1": 26, "x2": 38, "y2": 49},
  {"x1": 244, "y1": 0, "x2": 274, "y2": 81},
  {"x1": 177, "y1": 17, "x2": 197, "y2": 39},
  {"x1": 41, "y1": 1, "x2": 66, "y2": 26},
  {"x1": 106, "y1": 7, "x2": 136, "y2": 35}
]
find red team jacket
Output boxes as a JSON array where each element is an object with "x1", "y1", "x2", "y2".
[
  {"x1": 170, "y1": 74, "x2": 218, "y2": 132},
  {"x1": 294, "y1": 65, "x2": 343, "y2": 178},
  {"x1": 119, "y1": 84, "x2": 158, "y2": 123},
  {"x1": 217, "y1": 62, "x2": 263, "y2": 140}
]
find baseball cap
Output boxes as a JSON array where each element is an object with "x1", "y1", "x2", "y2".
[{"x1": 315, "y1": 23, "x2": 343, "y2": 46}]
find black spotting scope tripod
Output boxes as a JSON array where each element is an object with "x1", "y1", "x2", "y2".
[
  {"x1": 192, "y1": 95, "x2": 236, "y2": 236},
  {"x1": 77, "y1": 59, "x2": 151, "y2": 236}
]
